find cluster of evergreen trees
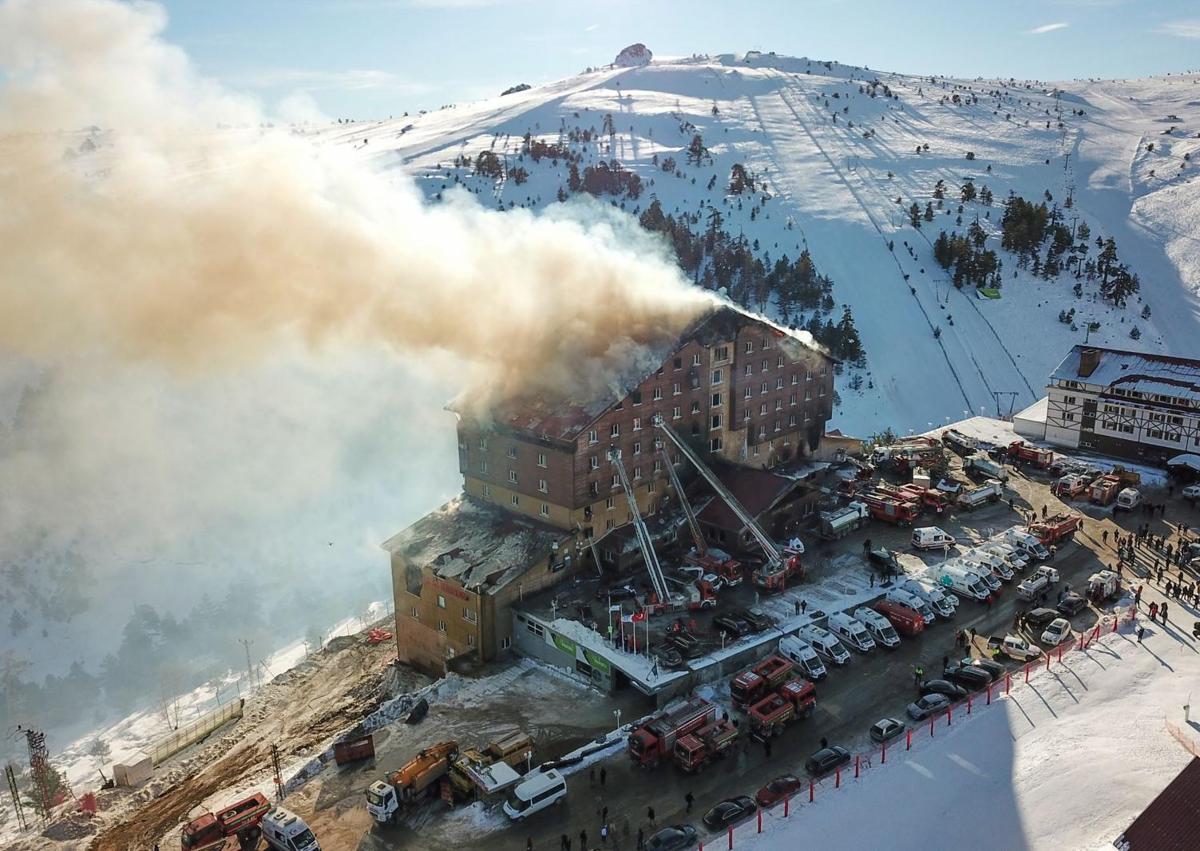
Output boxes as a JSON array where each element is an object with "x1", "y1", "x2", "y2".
[
  {"x1": 932, "y1": 222, "x2": 1001, "y2": 288},
  {"x1": 567, "y1": 160, "x2": 643, "y2": 199}
]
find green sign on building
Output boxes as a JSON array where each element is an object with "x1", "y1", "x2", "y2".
[
  {"x1": 583, "y1": 648, "x2": 612, "y2": 676},
  {"x1": 551, "y1": 632, "x2": 577, "y2": 657}
]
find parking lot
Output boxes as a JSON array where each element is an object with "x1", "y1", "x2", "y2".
[{"x1": 336, "y1": 443, "x2": 1200, "y2": 851}]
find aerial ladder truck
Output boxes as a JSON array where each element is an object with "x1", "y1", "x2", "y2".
[
  {"x1": 657, "y1": 440, "x2": 744, "y2": 586},
  {"x1": 652, "y1": 416, "x2": 803, "y2": 592}
]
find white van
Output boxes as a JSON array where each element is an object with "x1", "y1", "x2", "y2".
[
  {"x1": 912, "y1": 527, "x2": 957, "y2": 551},
  {"x1": 797, "y1": 625, "x2": 851, "y2": 666},
  {"x1": 503, "y1": 769, "x2": 567, "y2": 821},
  {"x1": 980, "y1": 540, "x2": 1028, "y2": 572},
  {"x1": 935, "y1": 564, "x2": 990, "y2": 603},
  {"x1": 778, "y1": 634, "x2": 827, "y2": 680},
  {"x1": 897, "y1": 579, "x2": 956, "y2": 619},
  {"x1": 851, "y1": 607, "x2": 901, "y2": 648},
  {"x1": 884, "y1": 588, "x2": 934, "y2": 626},
  {"x1": 1002, "y1": 528, "x2": 1050, "y2": 562},
  {"x1": 827, "y1": 612, "x2": 876, "y2": 653},
  {"x1": 262, "y1": 808, "x2": 320, "y2": 851},
  {"x1": 1115, "y1": 487, "x2": 1141, "y2": 512},
  {"x1": 962, "y1": 548, "x2": 1013, "y2": 582}
]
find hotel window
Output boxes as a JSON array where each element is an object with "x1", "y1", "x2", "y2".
[
  {"x1": 511, "y1": 494, "x2": 520, "y2": 506},
  {"x1": 692, "y1": 353, "x2": 701, "y2": 366},
  {"x1": 508, "y1": 470, "x2": 518, "y2": 484},
  {"x1": 647, "y1": 480, "x2": 656, "y2": 493},
  {"x1": 775, "y1": 399, "x2": 783, "y2": 411},
  {"x1": 711, "y1": 414, "x2": 722, "y2": 430},
  {"x1": 611, "y1": 423, "x2": 620, "y2": 438},
  {"x1": 759, "y1": 425, "x2": 767, "y2": 438},
  {"x1": 632, "y1": 417, "x2": 642, "y2": 431},
  {"x1": 761, "y1": 359, "x2": 769, "y2": 373},
  {"x1": 789, "y1": 414, "x2": 797, "y2": 427},
  {"x1": 775, "y1": 418, "x2": 782, "y2": 432},
  {"x1": 744, "y1": 341, "x2": 754, "y2": 353},
  {"x1": 437, "y1": 620, "x2": 446, "y2": 633},
  {"x1": 710, "y1": 437, "x2": 723, "y2": 452},
  {"x1": 672, "y1": 358, "x2": 682, "y2": 370},
  {"x1": 479, "y1": 459, "x2": 488, "y2": 474},
  {"x1": 611, "y1": 474, "x2": 620, "y2": 488},
  {"x1": 654, "y1": 459, "x2": 663, "y2": 472},
  {"x1": 744, "y1": 386, "x2": 753, "y2": 399},
  {"x1": 672, "y1": 405, "x2": 682, "y2": 420},
  {"x1": 791, "y1": 373, "x2": 799, "y2": 385},
  {"x1": 789, "y1": 393, "x2": 797, "y2": 406},
  {"x1": 673, "y1": 382, "x2": 681, "y2": 395},
  {"x1": 537, "y1": 478, "x2": 548, "y2": 493},
  {"x1": 478, "y1": 437, "x2": 488, "y2": 450},
  {"x1": 463, "y1": 607, "x2": 477, "y2": 623},
  {"x1": 716, "y1": 346, "x2": 730, "y2": 361},
  {"x1": 820, "y1": 364, "x2": 828, "y2": 376},
  {"x1": 712, "y1": 392, "x2": 722, "y2": 407},
  {"x1": 805, "y1": 389, "x2": 812, "y2": 401},
  {"x1": 633, "y1": 465, "x2": 642, "y2": 479},
  {"x1": 605, "y1": 496, "x2": 615, "y2": 510},
  {"x1": 537, "y1": 452, "x2": 547, "y2": 467},
  {"x1": 711, "y1": 369, "x2": 722, "y2": 385},
  {"x1": 806, "y1": 369, "x2": 812, "y2": 382},
  {"x1": 760, "y1": 403, "x2": 768, "y2": 415},
  {"x1": 819, "y1": 386, "x2": 826, "y2": 397},
  {"x1": 482, "y1": 484, "x2": 491, "y2": 498},
  {"x1": 760, "y1": 382, "x2": 768, "y2": 395},
  {"x1": 606, "y1": 518, "x2": 615, "y2": 530},
  {"x1": 633, "y1": 441, "x2": 642, "y2": 454},
  {"x1": 777, "y1": 355, "x2": 785, "y2": 368},
  {"x1": 540, "y1": 503, "x2": 550, "y2": 517},
  {"x1": 437, "y1": 595, "x2": 446, "y2": 609},
  {"x1": 744, "y1": 364, "x2": 753, "y2": 377},
  {"x1": 507, "y1": 445, "x2": 517, "y2": 459},
  {"x1": 588, "y1": 428, "x2": 598, "y2": 444},
  {"x1": 691, "y1": 401, "x2": 701, "y2": 414},
  {"x1": 590, "y1": 455, "x2": 599, "y2": 470},
  {"x1": 776, "y1": 377, "x2": 784, "y2": 390},
  {"x1": 653, "y1": 386, "x2": 663, "y2": 401},
  {"x1": 410, "y1": 607, "x2": 419, "y2": 620}
]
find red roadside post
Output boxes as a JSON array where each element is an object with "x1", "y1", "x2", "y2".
[
  {"x1": 783, "y1": 796, "x2": 789, "y2": 818},
  {"x1": 1005, "y1": 672, "x2": 1011, "y2": 694},
  {"x1": 855, "y1": 754, "x2": 860, "y2": 779},
  {"x1": 1112, "y1": 616, "x2": 1118, "y2": 634},
  {"x1": 929, "y1": 715, "x2": 935, "y2": 737},
  {"x1": 1024, "y1": 662, "x2": 1030, "y2": 684},
  {"x1": 986, "y1": 683, "x2": 992, "y2": 705},
  {"x1": 757, "y1": 809, "x2": 763, "y2": 833},
  {"x1": 1078, "y1": 634, "x2": 1085, "y2": 651},
  {"x1": 906, "y1": 729, "x2": 912, "y2": 751},
  {"x1": 947, "y1": 704, "x2": 953, "y2": 726},
  {"x1": 1045, "y1": 651, "x2": 1051, "y2": 671},
  {"x1": 967, "y1": 693, "x2": 973, "y2": 715},
  {"x1": 881, "y1": 741, "x2": 887, "y2": 764},
  {"x1": 728, "y1": 827, "x2": 733, "y2": 850},
  {"x1": 1058, "y1": 645, "x2": 1064, "y2": 663},
  {"x1": 809, "y1": 780, "x2": 814, "y2": 802},
  {"x1": 835, "y1": 767, "x2": 841, "y2": 789}
]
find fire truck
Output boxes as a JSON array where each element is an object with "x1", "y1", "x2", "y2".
[
  {"x1": 1028, "y1": 513, "x2": 1082, "y2": 547},
  {"x1": 673, "y1": 718, "x2": 739, "y2": 773},
  {"x1": 746, "y1": 679, "x2": 817, "y2": 739},
  {"x1": 730, "y1": 654, "x2": 796, "y2": 710},
  {"x1": 860, "y1": 491, "x2": 919, "y2": 526},
  {"x1": 1007, "y1": 441, "x2": 1054, "y2": 469},
  {"x1": 1089, "y1": 474, "x2": 1121, "y2": 506},
  {"x1": 181, "y1": 793, "x2": 272, "y2": 850},
  {"x1": 628, "y1": 698, "x2": 717, "y2": 769}
]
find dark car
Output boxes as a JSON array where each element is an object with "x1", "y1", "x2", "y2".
[
  {"x1": 713, "y1": 615, "x2": 752, "y2": 638},
  {"x1": 670, "y1": 632, "x2": 704, "y2": 659},
  {"x1": 598, "y1": 583, "x2": 639, "y2": 601},
  {"x1": 701, "y1": 796, "x2": 757, "y2": 830},
  {"x1": 962, "y1": 656, "x2": 1004, "y2": 681},
  {"x1": 907, "y1": 693, "x2": 952, "y2": 720},
  {"x1": 868, "y1": 547, "x2": 901, "y2": 576},
  {"x1": 1057, "y1": 593, "x2": 1088, "y2": 616},
  {"x1": 756, "y1": 774, "x2": 803, "y2": 807},
  {"x1": 804, "y1": 746, "x2": 852, "y2": 777},
  {"x1": 736, "y1": 607, "x2": 775, "y2": 632},
  {"x1": 920, "y1": 679, "x2": 968, "y2": 700},
  {"x1": 943, "y1": 663, "x2": 992, "y2": 691},
  {"x1": 1024, "y1": 607, "x2": 1060, "y2": 629},
  {"x1": 646, "y1": 824, "x2": 698, "y2": 851},
  {"x1": 659, "y1": 647, "x2": 686, "y2": 670},
  {"x1": 869, "y1": 717, "x2": 906, "y2": 743}
]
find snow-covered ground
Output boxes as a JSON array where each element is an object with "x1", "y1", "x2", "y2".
[
  {"x1": 734, "y1": 618, "x2": 1199, "y2": 850},
  {"x1": 310, "y1": 54, "x2": 1200, "y2": 436}
]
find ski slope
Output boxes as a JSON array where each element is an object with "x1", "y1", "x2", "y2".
[{"x1": 311, "y1": 53, "x2": 1200, "y2": 435}]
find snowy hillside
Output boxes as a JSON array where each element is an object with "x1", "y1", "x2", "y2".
[{"x1": 311, "y1": 52, "x2": 1200, "y2": 435}]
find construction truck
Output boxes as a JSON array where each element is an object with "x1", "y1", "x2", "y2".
[
  {"x1": 366, "y1": 741, "x2": 457, "y2": 823},
  {"x1": 819, "y1": 502, "x2": 869, "y2": 540},
  {"x1": 628, "y1": 697, "x2": 717, "y2": 769},
  {"x1": 860, "y1": 491, "x2": 919, "y2": 526},
  {"x1": 673, "y1": 718, "x2": 739, "y2": 773},
  {"x1": 1110, "y1": 466, "x2": 1142, "y2": 488},
  {"x1": 1089, "y1": 474, "x2": 1121, "y2": 506},
  {"x1": 445, "y1": 732, "x2": 534, "y2": 803},
  {"x1": 897, "y1": 484, "x2": 950, "y2": 514},
  {"x1": 1028, "y1": 513, "x2": 1082, "y2": 547},
  {"x1": 182, "y1": 793, "x2": 272, "y2": 850},
  {"x1": 652, "y1": 417, "x2": 806, "y2": 591},
  {"x1": 958, "y1": 479, "x2": 1003, "y2": 510},
  {"x1": 747, "y1": 679, "x2": 817, "y2": 739},
  {"x1": 1087, "y1": 570, "x2": 1122, "y2": 603},
  {"x1": 942, "y1": 428, "x2": 979, "y2": 456},
  {"x1": 730, "y1": 654, "x2": 797, "y2": 710},
  {"x1": 1007, "y1": 441, "x2": 1054, "y2": 469},
  {"x1": 964, "y1": 453, "x2": 1009, "y2": 483}
]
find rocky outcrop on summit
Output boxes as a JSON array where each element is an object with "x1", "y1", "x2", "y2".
[{"x1": 614, "y1": 43, "x2": 652, "y2": 67}]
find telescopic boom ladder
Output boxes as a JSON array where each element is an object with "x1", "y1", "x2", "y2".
[
  {"x1": 608, "y1": 447, "x2": 671, "y2": 603},
  {"x1": 652, "y1": 415, "x2": 782, "y2": 570},
  {"x1": 657, "y1": 439, "x2": 706, "y2": 557}
]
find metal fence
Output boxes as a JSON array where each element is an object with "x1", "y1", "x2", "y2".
[{"x1": 150, "y1": 698, "x2": 244, "y2": 766}]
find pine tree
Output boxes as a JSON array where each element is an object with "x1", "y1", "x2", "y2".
[{"x1": 909, "y1": 202, "x2": 921, "y2": 228}]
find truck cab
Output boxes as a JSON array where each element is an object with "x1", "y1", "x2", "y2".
[
  {"x1": 777, "y1": 635, "x2": 827, "y2": 680},
  {"x1": 827, "y1": 612, "x2": 876, "y2": 653}
]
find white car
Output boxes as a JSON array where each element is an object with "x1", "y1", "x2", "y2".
[
  {"x1": 1041, "y1": 618, "x2": 1072, "y2": 646},
  {"x1": 1182, "y1": 484, "x2": 1200, "y2": 500},
  {"x1": 677, "y1": 565, "x2": 723, "y2": 590}
]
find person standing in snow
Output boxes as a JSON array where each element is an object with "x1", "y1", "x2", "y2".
[
  {"x1": 1149, "y1": 601, "x2": 1158, "y2": 621},
  {"x1": 685, "y1": 791, "x2": 694, "y2": 813},
  {"x1": 1161, "y1": 602, "x2": 1169, "y2": 624}
]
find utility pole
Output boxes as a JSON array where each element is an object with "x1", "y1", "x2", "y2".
[
  {"x1": 238, "y1": 639, "x2": 255, "y2": 689},
  {"x1": 270, "y1": 743, "x2": 284, "y2": 801},
  {"x1": 18, "y1": 727, "x2": 51, "y2": 822},
  {"x1": 5, "y1": 763, "x2": 27, "y2": 830}
]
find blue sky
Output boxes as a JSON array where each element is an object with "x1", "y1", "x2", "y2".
[{"x1": 161, "y1": 0, "x2": 1200, "y2": 118}]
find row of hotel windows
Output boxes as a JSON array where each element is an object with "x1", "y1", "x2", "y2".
[{"x1": 479, "y1": 483, "x2": 557, "y2": 517}]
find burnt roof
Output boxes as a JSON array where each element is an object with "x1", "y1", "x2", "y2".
[
  {"x1": 1116, "y1": 757, "x2": 1200, "y2": 850},
  {"x1": 466, "y1": 302, "x2": 832, "y2": 442},
  {"x1": 696, "y1": 465, "x2": 803, "y2": 533}
]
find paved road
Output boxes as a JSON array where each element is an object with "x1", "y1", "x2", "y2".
[{"x1": 354, "y1": 462, "x2": 1191, "y2": 851}]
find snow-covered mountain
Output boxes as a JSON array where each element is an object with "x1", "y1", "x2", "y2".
[{"x1": 311, "y1": 51, "x2": 1200, "y2": 436}]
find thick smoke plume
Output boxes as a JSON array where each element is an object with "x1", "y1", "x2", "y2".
[
  {"x1": 0, "y1": 0, "x2": 710, "y2": 409},
  {"x1": 0, "y1": 0, "x2": 711, "y2": 718}
]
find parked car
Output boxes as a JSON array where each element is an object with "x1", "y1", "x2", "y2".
[
  {"x1": 1041, "y1": 618, "x2": 1072, "y2": 646},
  {"x1": 659, "y1": 647, "x2": 685, "y2": 670},
  {"x1": 868, "y1": 717, "x2": 906, "y2": 744},
  {"x1": 598, "y1": 583, "x2": 639, "y2": 601},
  {"x1": 907, "y1": 693, "x2": 952, "y2": 720},
  {"x1": 1183, "y1": 484, "x2": 1200, "y2": 500},
  {"x1": 868, "y1": 547, "x2": 902, "y2": 575},
  {"x1": 755, "y1": 774, "x2": 803, "y2": 807},
  {"x1": 646, "y1": 824, "x2": 699, "y2": 851},
  {"x1": 713, "y1": 615, "x2": 752, "y2": 638},
  {"x1": 1024, "y1": 607, "x2": 1060, "y2": 629},
  {"x1": 943, "y1": 663, "x2": 992, "y2": 691},
  {"x1": 961, "y1": 657, "x2": 1005, "y2": 681},
  {"x1": 920, "y1": 679, "x2": 968, "y2": 700},
  {"x1": 1057, "y1": 592, "x2": 1088, "y2": 616},
  {"x1": 736, "y1": 607, "x2": 775, "y2": 632},
  {"x1": 804, "y1": 746, "x2": 851, "y2": 777},
  {"x1": 701, "y1": 797, "x2": 757, "y2": 830}
]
